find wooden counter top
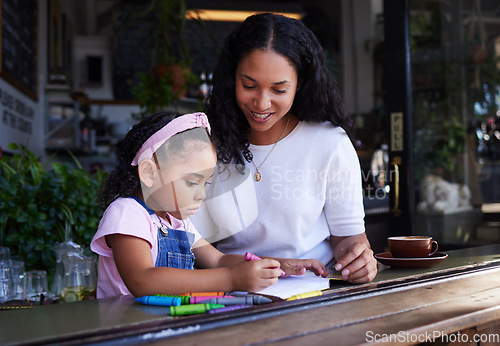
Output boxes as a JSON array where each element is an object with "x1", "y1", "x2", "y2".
[{"x1": 2, "y1": 244, "x2": 500, "y2": 345}]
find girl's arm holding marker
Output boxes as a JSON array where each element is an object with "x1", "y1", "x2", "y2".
[
  {"x1": 109, "y1": 234, "x2": 329, "y2": 297},
  {"x1": 193, "y1": 239, "x2": 284, "y2": 292},
  {"x1": 194, "y1": 239, "x2": 329, "y2": 279},
  {"x1": 108, "y1": 235, "x2": 282, "y2": 296}
]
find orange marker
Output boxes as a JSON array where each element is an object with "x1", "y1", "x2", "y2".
[{"x1": 179, "y1": 292, "x2": 226, "y2": 297}]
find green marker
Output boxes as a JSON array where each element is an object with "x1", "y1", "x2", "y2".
[{"x1": 169, "y1": 303, "x2": 225, "y2": 316}]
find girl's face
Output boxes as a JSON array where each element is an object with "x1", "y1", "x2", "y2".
[
  {"x1": 235, "y1": 49, "x2": 299, "y2": 145},
  {"x1": 147, "y1": 146, "x2": 216, "y2": 220}
]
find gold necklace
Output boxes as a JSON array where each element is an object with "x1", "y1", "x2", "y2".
[{"x1": 251, "y1": 115, "x2": 290, "y2": 182}]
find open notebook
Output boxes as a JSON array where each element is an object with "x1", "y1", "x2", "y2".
[{"x1": 255, "y1": 272, "x2": 341, "y2": 299}]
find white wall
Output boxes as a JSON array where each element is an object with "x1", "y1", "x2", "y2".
[
  {"x1": 0, "y1": 82, "x2": 44, "y2": 156},
  {"x1": 73, "y1": 36, "x2": 113, "y2": 100},
  {"x1": 73, "y1": 35, "x2": 140, "y2": 126}
]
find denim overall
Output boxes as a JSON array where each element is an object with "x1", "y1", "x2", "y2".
[{"x1": 130, "y1": 197, "x2": 195, "y2": 270}]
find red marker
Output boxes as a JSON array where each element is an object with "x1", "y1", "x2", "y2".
[{"x1": 244, "y1": 252, "x2": 285, "y2": 276}]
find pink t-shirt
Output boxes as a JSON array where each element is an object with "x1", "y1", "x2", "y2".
[{"x1": 90, "y1": 197, "x2": 202, "y2": 298}]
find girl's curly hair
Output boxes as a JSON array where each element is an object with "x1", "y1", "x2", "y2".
[
  {"x1": 97, "y1": 111, "x2": 177, "y2": 208},
  {"x1": 205, "y1": 12, "x2": 354, "y2": 165}
]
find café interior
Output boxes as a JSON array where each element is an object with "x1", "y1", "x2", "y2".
[{"x1": 2, "y1": 0, "x2": 500, "y2": 344}]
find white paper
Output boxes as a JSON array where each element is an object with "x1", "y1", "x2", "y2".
[{"x1": 255, "y1": 273, "x2": 332, "y2": 299}]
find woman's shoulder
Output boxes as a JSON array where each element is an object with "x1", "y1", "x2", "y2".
[
  {"x1": 295, "y1": 121, "x2": 349, "y2": 143},
  {"x1": 290, "y1": 121, "x2": 356, "y2": 162}
]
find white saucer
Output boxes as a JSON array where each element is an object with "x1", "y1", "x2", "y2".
[{"x1": 375, "y1": 252, "x2": 448, "y2": 268}]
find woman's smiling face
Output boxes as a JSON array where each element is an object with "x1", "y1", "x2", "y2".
[{"x1": 235, "y1": 49, "x2": 298, "y2": 144}]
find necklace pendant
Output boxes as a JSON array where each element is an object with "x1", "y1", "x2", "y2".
[{"x1": 254, "y1": 171, "x2": 261, "y2": 182}]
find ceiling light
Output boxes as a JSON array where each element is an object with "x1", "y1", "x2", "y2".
[{"x1": 186, "y1": 9, "x2": 303, "y2": 22}]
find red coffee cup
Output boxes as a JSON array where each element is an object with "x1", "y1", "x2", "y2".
[{"x1": 388, "y1": 236, "x2": 438, "y2": 258}]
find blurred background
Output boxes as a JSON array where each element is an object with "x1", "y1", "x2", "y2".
[{"x1": 1, "y1": 0, "x2": 499, "y2": 263}]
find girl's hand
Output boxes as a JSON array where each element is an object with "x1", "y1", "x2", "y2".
[
  {"x1": 277, "y1": 258, "x2": 328, "y2": 278},
  {"x1": 332, "y1": 234, "x2": 377, "y2": 283},
  {"x1": 230, "y1": 258, "x2": 282, "y2": 292}
]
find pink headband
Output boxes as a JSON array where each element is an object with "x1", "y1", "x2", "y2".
[{"x1": 131, "y1": 112, "x2": 211, "y2": 166}]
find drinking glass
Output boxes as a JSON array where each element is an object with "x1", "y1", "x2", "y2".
[
  {"x1": 23, "y1": 270, "x2": 48, "y2": 302},
  {"x1": 61, "y1": 256, "x2": 96, "y2": 302},
  {"x1": 0, "y1": 261, "x2": 14, "y2": 303},
  {"x1": 0, "y1": 246, "x2": 10, "y2": 262},
  {"x1": 10, "y1": 259, "x2": 26, "y2": 300}
]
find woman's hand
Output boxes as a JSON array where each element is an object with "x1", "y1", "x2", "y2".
[
  {"x1": 331, "y1": 233, "x2": 377, "y2": 283},
  {"x1": 230, "y1": 258, "x2": 282, "y2": 292},
  {"x1": 274, "y1": 258, "x2": 328, "y2": 278}
]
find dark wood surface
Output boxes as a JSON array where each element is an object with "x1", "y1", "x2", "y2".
[
  {"x1": 162, "y1": 268, "x2": 500, "y2": 345},
  {"x1": 2, "y1": 244, "x2": 500, "y2": 345}
]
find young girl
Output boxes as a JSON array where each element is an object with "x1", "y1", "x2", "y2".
[{"x1": 91, "y1": 111, "x2": 327, "y2": 298}]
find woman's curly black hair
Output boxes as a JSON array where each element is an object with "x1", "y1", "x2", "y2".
[
  {"x1": 205, "y1": 13, "x2": 354, "y2": 166},
  {"x1": 97, "y1": 111, "x2": 177, "y2": 209}
]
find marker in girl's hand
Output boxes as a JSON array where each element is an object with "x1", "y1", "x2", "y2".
[{"x1": 244, "y1": 252, "x2": 285, "y2": 276}]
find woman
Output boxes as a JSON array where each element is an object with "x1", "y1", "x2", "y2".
[{"x1": 191, "y1": 13, "x2": 377, "y2": 283}]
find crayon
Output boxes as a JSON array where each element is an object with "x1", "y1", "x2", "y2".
[
  {"x1": 135, "y1": 296, "x2": 181, "y2": 306},
  {"x1": 226, "y1": 291, "x2": 249, "y2": 297},
  {"x1": 203, "y1": 296, "x2": 272, "y2": 305},
  {"x1": 155, "y1": 295, "x2": 191, "y2": 305},
  {"x1": 286, "y1": 290, "x2": 323, "y2": 301},
  {"x1": 169, "y1": 303, "x2": 225, "y2": 316},
  {"x1": 228, "y1": 292, "x2": 271, "y2": 298},
  {"x1": 179, "y1": 291, "x2": 226, "y2": 297},
  {"x1": 208, "y1": 305, "x2": 253, "y2": 314},
  {"x1": 329, "y1": 274, "x2": 344, "y2": 281},
  {"x1": 244, "y1": 252, "x2": 262, "y2": 261},
  {"x1": 327, "y1": 274, "x2": 344, "y2": 281},
  {"x1": 244, "y1": 252, "x2": 285, "y2": 276},
  {"x1": 190, "y1": 295, "x2": 236, "y2": 304},
  {"x1": 247, "y1": 295, "x2": 273, "y2": 304}
]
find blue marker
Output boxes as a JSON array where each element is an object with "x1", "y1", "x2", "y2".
[
  {"x1": 135, "y1": 296, "x2": 181, "y2": 306},
  {"x1": 155, "y1": 295, "x2": 191, "y2": 305}
]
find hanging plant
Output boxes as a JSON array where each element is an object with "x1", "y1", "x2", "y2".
[{"x1": 115, "y1": 0, "x2": 212, "y2": 119}]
